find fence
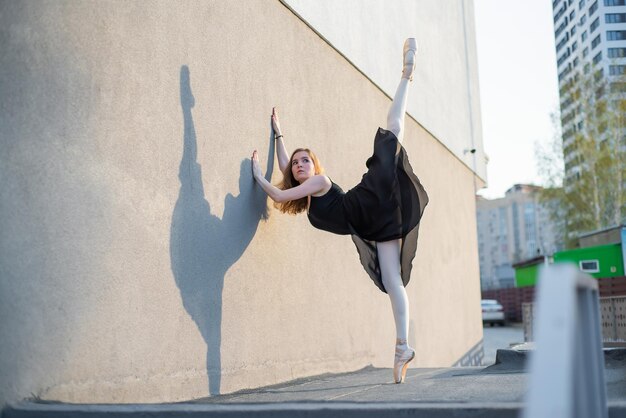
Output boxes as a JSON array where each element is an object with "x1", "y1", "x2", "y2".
[
  {"x1": 523, "y1": 296, "x2": 626, "y2": 343},
  {"x1": 483, "y1": 275, "x2": 626, "y2": 324},
  {"x1": 482, "y1": 286, "x2": 535, "y2": 322},
  {"x1": 597, "y1": 276, "x2": 626, "y2": 296}
]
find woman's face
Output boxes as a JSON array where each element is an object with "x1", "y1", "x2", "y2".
[{"x1": 291, "y1": 151, "x2": 316, "y2": 183}]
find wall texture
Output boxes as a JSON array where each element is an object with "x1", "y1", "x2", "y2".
[{"x1": 0, "y1": 0, "x2": 483, "y2": 406}]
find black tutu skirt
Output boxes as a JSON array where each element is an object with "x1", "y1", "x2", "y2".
[{"x1": 343, "y1": 128, "x2": 429, "y2": 293}]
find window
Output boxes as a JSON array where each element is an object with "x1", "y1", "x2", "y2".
[
  {"x1": 592, "y1": 34, "x2": 601, "y2": 48},
  {"x1": 558, "y1": 62, "x2": 573, "y2": 81},
  {"x1": 512, "y1": 203, "x2": 520, "y2": 257},
  {"x1": 590, "y1": 17, "x2": 600, "y2": 32},
  {"x1": 571, "y1": 25, "x2": 577, "y2": 36},
  {"x1": 555, "y1": 2, "x2": 567, "y2": 23},
  {"x1": 556, "y1": 19, "x2": 569, "y2": 37},
  {"x1": 606, "y1": 13, "x2": 626, "y2": 23},
  {"x1": 562, "y1": 109, "x2": 576, "y2": 124},
  {"x1": 607, "y1": 30, "x2": 626, "y2": 40},
  {"x1": 610, "y1": 65, "x2": 626, "y2": 75},
  {"x1": 611, "y1": 82, "x2": 626, "y2": 92},
  {"x1": 583, "y1": 46, "x2": 590, "y2": 57},
  {"x1": 580, "y1": 14, "x2": 587, "y2": 25},
  {"x1": 524, "y1": 203, "x2": 537, "y2": 257},
  {"x1": 562, "y1": 126, "x2": 575, "y2": 139},
  {"x1": 593, "y1": 51, "x2": 603, "y2": 64},
  {"x1": 574, "y1": 57, "x2": 580, "y2": 67},
  {"x1": 604, "y1": 0, "x2": 626, "y2": 5},
  {"x1": 570, "y1": 10, "x2": 576, "y2": 20},
  {"x1": 582, "y1": 30, "x2": 588, "y2": 41},
  {"x1": 557, "y1": 33, "x2": 571, "y2": 52},
  {"x1": 589, "y1": 0, "x2": 599, "y2": 14},
  {"x1": 608, "y1": 47, "x2": 626, "y2": 57},
  {"x1": 573, "y1": 40, "x2": 579, "y2": 51},
  {"x1": 579, "y1": 0, "x2": 585, "y2": 7},
  {"x1": 558, "y1": 49, "x2": 571, "y2": 66},
  {"x1": 579, "y1": 260, "x2": 599, "y2": 273}
]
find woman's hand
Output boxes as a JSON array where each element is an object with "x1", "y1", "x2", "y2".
[
  {"x1": 251, "y1": 150, "x2": 263, "y2": 179},
  {"x1": 271, "y1": 107, "x2": 282, "y2": 136}
]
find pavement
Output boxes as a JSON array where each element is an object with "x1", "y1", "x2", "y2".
[{"x1": 4, "y1": 348, "x2": 626, "y2": 418}]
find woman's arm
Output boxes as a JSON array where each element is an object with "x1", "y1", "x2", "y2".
[
  {"x1": 252, "y1": 151, "x2": 328, "y2": 203},
  {"x1": 272, "y1": 108, "x2": 290, "y2": 173}
]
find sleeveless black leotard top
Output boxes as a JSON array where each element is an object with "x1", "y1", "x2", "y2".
[{"x1": 307, "y1": 182, "x2": 352, "y2": 235}]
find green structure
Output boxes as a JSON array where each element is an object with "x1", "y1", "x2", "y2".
[
  {"x1": 553, "y1": 243, "x2": 624, "y2": 279},
  {"x1": 514, "y1": 242, "x2": 625, "y2": 287},
  {"x1": 513, "y1": 256, "x2": 546, "y2": 288}
]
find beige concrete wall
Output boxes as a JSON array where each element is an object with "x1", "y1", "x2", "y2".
[{"x1": 0, "y1": 0, "x2": 483, "y2": 406}]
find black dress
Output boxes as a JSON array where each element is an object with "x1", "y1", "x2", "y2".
[{"x1": 307, "y1": 128, "x2": 429, "y2": 293}]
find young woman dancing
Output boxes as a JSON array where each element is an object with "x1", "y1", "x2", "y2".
[{"x1": 251, "y1": 38, "x2": 428, "y2": 384}]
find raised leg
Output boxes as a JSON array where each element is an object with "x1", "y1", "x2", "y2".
[
  {"x1": 386, "y1": 78, "x2": 410, "y2": 144},
  {"x1": 386, "y1": 39, "x2": 417, "y2": 144}
]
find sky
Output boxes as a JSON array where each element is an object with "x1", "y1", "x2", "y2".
[{"x1": 473, "y1": 0, "x2": 561, "y2": 199}]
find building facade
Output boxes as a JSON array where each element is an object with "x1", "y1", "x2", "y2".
[
  {"x1": 1, "y1": 0, "x2": 485, "y2": 407},
  {"x1": 476, "y1": 184, "x2": 560, "y2": 289},
  {"x1": 553, "y1": 0, "x2": 626, "y2": 179}
]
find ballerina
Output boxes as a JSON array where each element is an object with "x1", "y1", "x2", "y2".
[{"x1": 251, "y1": 38, "x2": 428, "y2": 384}]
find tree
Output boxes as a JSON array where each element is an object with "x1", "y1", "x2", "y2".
[{"x1": 536, "y1": 67, "x2": 626, "y2": 249}]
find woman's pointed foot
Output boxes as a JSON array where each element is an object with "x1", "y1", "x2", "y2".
[
  {"x1": 393, "y1": 339, "x2": 415, "y2": 384},
  {"x1": 402, "y1": 38, "x2": 418, "y2": 81}
]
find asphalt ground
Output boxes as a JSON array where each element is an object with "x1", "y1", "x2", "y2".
[{"x1": 5, "y1": 349, "x2": 626, "y2": 418}]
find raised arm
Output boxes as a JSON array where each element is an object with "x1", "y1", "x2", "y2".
[
  {"x1": 251, "y1": 151, "x2": 328, "y2": 203},
  {"x1": 272, "y1": 107, "x2": 290, "y2": 173}
]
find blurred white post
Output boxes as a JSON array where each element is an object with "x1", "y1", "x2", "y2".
[{"x1": 523, "y1": 264, "x2": 607, "y2": 418}]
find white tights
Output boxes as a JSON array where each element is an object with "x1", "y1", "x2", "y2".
[
  {"x1": 377, "y1": 239, "x2": 409, "y2": 345},
  {"x1": 386, "y1": 77, "x2": 410, "y2": 144},
  {"x1": 377, "y1": 75, "x2": 411, "y2": 347}
]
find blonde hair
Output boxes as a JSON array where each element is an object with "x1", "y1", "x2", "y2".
[{"x1": 274, "y1": 148, "x2": 324, "y2": 215}]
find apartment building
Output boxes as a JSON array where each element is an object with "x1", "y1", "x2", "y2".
[
  {"x1": 553, "y1": 0, "x2": 626, "y2": 178},
  {"x1": 477, "y1": 184, "x2": 560, "y2": 289}
]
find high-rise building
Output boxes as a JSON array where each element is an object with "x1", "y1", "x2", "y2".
[
  {"x1": 476, "y1": 184, "x2": 560, "y2": 289},
  {"x1": 553, "y1": 0, "x2": 626, "y2": 177}
]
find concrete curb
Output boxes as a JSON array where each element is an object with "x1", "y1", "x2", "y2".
[
  {"x1": 2, "y1": 401, "x2": 524, "y2": 418},
  {"x1": 5, "y1": 401, "x2": 626, "y2": 418},
  {"x1": 486, "y1": 347, "x2": 626, "y2": 371}
]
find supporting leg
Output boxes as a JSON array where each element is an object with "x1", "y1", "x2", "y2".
[
  {"x1": 377, "y1": 239, "x2": 409, "y2": 345},
  {"x1": 377, "y1": 238, "x2": 415, "y2": 384}
]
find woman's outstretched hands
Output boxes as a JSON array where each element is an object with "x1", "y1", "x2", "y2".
[
  {"x1": 251, "y1": 150, "x2": 263, "y2": 180},
  {"x1": 271, "y1": 107, "x2": 282, "y2": 136}
]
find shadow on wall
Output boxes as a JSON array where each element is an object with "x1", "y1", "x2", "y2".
[{"x1": 170, "y1": 65, "x2": 273, "y2": 395}]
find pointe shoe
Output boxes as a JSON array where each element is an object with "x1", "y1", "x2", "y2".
[
  {"x1": 402, "y1": 38, "x2": 418, "y2": 81},
  {"x1": 393, "y1": 339, "x2": 415, "y2": 384}
]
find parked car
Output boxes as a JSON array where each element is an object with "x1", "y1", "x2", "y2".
[{"x1": 481, "y1": 299, "x2": 506, "y2": 326}]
